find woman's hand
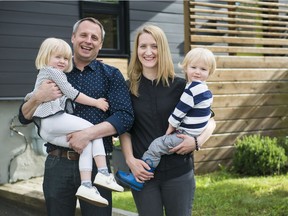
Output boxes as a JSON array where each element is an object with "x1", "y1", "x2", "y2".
[
  {"x1": 169, "y1": 134, "x2": 195, "y2": 155},
  {"x1": 169, "y1": 118, "x2": 216, "y2": 155},
  {"x1": 127, "y1": 157, "x2": 154, "y2": 183}
]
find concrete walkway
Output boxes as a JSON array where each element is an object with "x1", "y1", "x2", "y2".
[{"x1": 0, "y1": 177, "x2": 138, "y2": 216}]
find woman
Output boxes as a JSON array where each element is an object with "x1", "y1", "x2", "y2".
[{"x1": 119, "y1": 25, "x2": 216, "y2": 216}]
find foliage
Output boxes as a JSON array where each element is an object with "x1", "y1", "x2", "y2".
[
  {"x1": 232, "y1": 135, "x2": 287, "y2": 176},
  {"x1": 277, "y1": 136, "x2": 288, "y2": 157},
  {"x1": 113, "y1": 137, "x2": 121, "y2": 147},
  {"x1": 277, "y1": 135, "x2": 288, "y2": 172}
]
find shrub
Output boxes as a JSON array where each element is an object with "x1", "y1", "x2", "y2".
[
  {"x1": 233, "y1": 134, "x2": 287, "y2": 176},
  {"x1": 277, "y1": 136, "x2": 288, "y2": 156},
  {"x1": 277, "y1": 136, "x2": 288, "y2": 172}
]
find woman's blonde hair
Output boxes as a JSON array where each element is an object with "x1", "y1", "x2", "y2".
[
  {"x1": 35, "y1": 37, "x2": 73, "y2": 72},
  {"x1": 179, "y1": 47, "x2": 216, "y2": 81},
  {"x1": 128, "y1": 24, "x2": 175, "y2": 96}
]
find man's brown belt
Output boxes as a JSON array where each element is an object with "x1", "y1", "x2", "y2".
[{"x1": 48, "y1": 149, "x2": 80, "y2": 160}]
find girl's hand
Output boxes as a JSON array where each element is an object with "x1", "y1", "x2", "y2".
[{"x1": 95, "y1": 98, "x2": 109, "y2": 112}]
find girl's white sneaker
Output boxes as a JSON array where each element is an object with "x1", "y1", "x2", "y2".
[
  {"x1": 76, "y1": 185, "x2": 108, "y2": 207},
  {"x1": 94, "y1": 173, "x2": 124, "y2": 192}
]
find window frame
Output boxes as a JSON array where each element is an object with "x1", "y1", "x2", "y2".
[{"x1": 79, "y1": 0, "x2": 129, "y2": 58}]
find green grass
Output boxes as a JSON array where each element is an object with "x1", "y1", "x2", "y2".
[{"x1": 112, "y1": 171, "x2": 288, "y2": 215}]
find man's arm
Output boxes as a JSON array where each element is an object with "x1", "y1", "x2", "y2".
[
  {"x1": 67, "y1": 121, "x2": 117, "y2": 153},
  {"x1": 19, "y1": 80, "x2": 62, "y2": 122},
  {"x1": 68, "y1": 68, "x2": 134, "y2": 153}
]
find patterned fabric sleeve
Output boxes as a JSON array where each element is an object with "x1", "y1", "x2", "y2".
[
  {"x1": 103, "y1": 66, "x2": 134, "y2": 135},
  {"x1": 45, "y1": 67, "x2": 79, "y2": 100}
]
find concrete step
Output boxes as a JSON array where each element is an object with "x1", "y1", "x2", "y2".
[{"x1": 0, "y1": 177, "x2": 138, "y2": 216}]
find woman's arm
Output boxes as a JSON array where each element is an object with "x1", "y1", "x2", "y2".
[
  {"x1": 197, "y1": 117, "x2": 216, "y2": 148},
  {"x1": 170, "y1": 117, "x2": 216, "y2": 154},
  {"x1": 119, "y1": 133, "x2": 153, "y2": 182}
]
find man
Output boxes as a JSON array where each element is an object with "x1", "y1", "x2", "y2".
[{"x1": 18, "y1": 17, "x2": 134, "y2": 216}]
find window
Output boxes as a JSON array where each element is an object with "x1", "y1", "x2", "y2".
[{"x1": 80, "y1": 0, "x2": 129, "y2": 57}]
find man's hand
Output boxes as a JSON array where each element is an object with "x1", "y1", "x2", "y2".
[
  {"x1": 22, "y1": 80, "x2": 62, "y2": 120},
  {"x1": 36, "y1": 80, "x2": 62, "y2": 102},
  {"x1": 67, "y1": 130, "x2": 90, "y2": 154},
  {"x1": 67, "y1": 121, "x2": 117, "y2": 154}
]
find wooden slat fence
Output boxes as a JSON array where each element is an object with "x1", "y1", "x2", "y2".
[
  {"x1": 184, "y1": 0, "x2": 288, "y2": 173},
  {"x1": 98, "y1": 58, "x2": 128, "y2": 78}
]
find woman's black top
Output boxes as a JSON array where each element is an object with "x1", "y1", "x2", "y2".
[{"x1": 128, "y1": 75, "x2": 194, "y2": 181}]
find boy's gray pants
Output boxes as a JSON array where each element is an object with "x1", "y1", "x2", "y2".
[{"x1": 142, "y1": 131, "x2": 185, "y2": 168}]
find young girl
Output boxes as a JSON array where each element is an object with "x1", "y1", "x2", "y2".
[
  {"x1": 25, "y1": 37, "x2": 123, "y2": 207},
  {"x1": 116, "y1": 47, "x2": 216, "y2": 191}
]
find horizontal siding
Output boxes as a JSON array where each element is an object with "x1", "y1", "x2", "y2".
[
  {"x1": 0, "y1": 11, "x2": 77, "y2": 25},
  {"x1": 130, "y1": 21, "x2": 184, "y2": 34},
  {"x1": 0, "y1": 1, "x2": 79, "y2": 98},
  {"x1": 0, "y1": 35, "x2": 59, "y2": 49},
  {"x1": 1, "y1": 71, "x2": 34, "y2": 84},
  {"x1": 0, "y1": 1, "x2": 77, "y2": 15},
  {"x1": 129, "y1": 11, "x2": 183, "y2": 24},
  {"x1": 1, "y1": 1, "x2": 186, "y2": 98},
  {"x1": 129, "y1": 1, "x2": 183, "y2": 13},
  {"x1": 0, "y1": 22, "x2": 72, "y2": 38},
  {"x1": 129, "y1": 1, "x2": 185, "y2": 75}
]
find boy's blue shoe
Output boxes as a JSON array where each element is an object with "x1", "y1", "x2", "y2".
[{"x1": 116, "y1": 170, "x2": 144, "y2": 191}]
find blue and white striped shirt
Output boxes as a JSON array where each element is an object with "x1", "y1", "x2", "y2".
[{"x1": 168, "y1": 81, "x2": 213, "y2": 136}]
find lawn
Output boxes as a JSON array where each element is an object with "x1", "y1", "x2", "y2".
[{"x1": 112, "y1": 171, "x2": 288, "y2": 216}]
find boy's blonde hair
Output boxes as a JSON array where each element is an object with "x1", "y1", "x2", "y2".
[
  {"x1": 179, "y1": 47, "x2": 216, "y2": 81},
  {"x1": 35, "y1": 37, "x2": 73, "y2": 72},
  {"x1": 128, "y1": 24, "x2": 175, "y2": 97}
]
